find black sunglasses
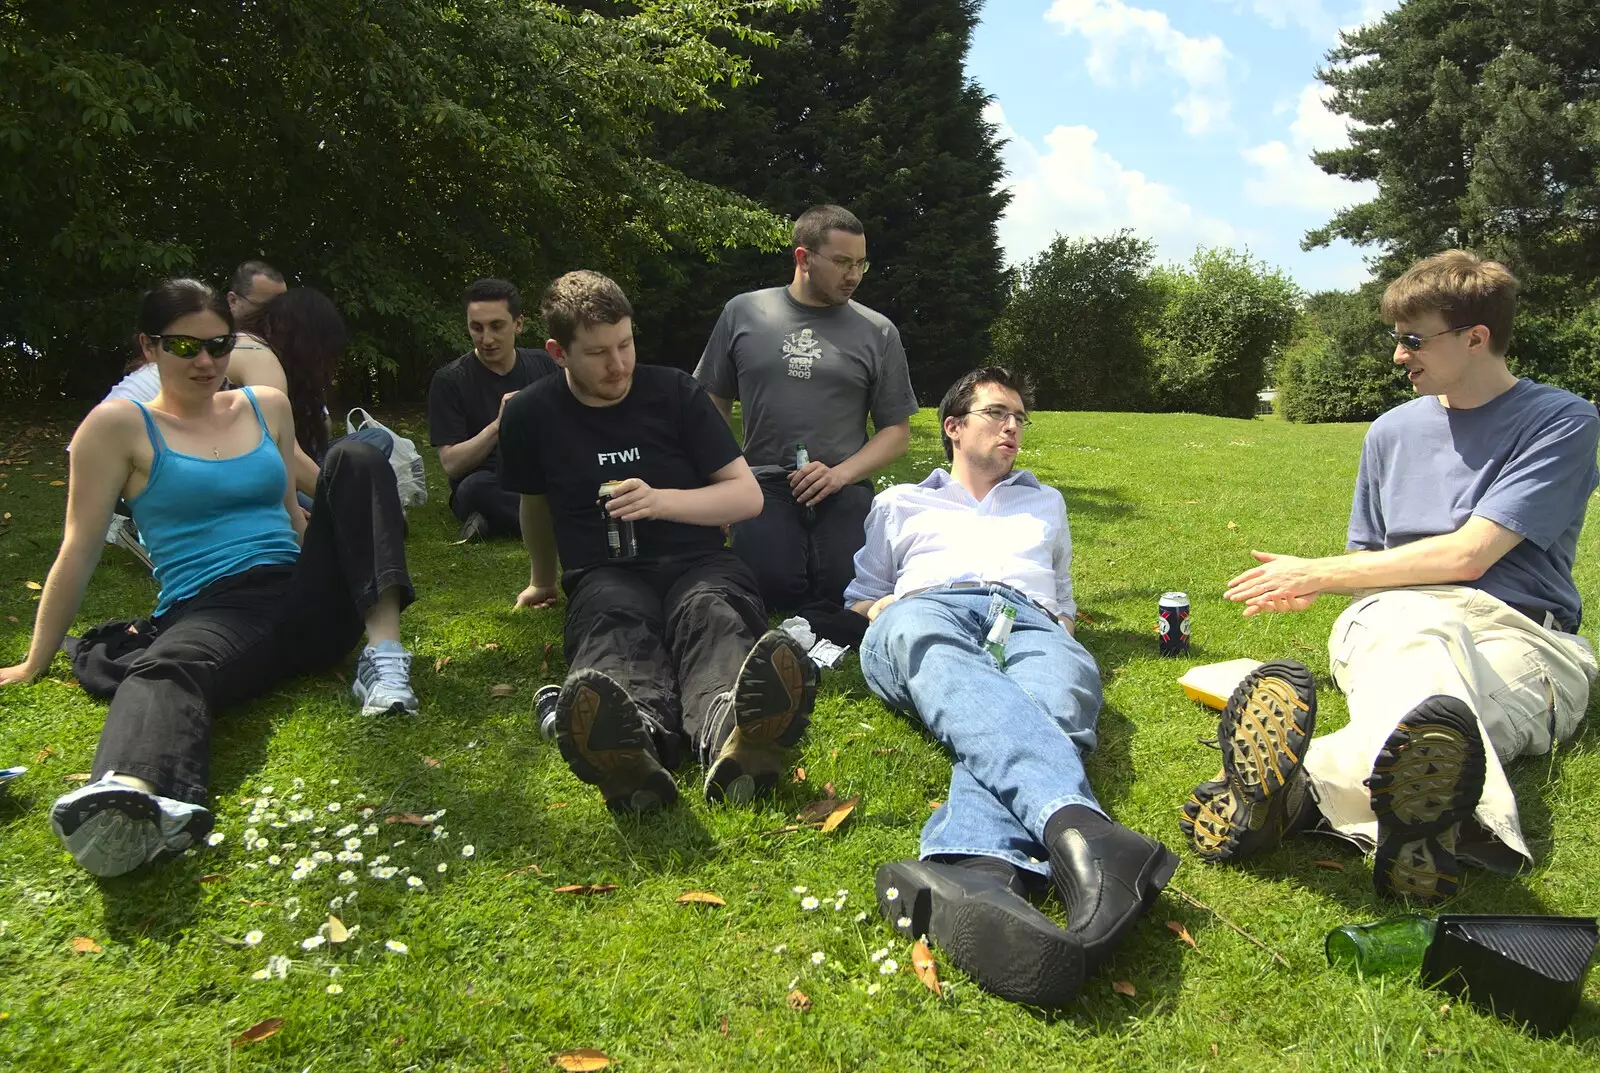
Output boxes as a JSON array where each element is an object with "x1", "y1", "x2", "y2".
[
  {"x1": 148, "y1": 333, "x2": 238, "y2": 359},
  {"x1": 1386, "y1": 325, "x2": 1473, "y2": 353}
]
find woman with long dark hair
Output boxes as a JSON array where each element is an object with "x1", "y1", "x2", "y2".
[{"x1": 0, "y1": 278, "x2": 420, "y2": 878}]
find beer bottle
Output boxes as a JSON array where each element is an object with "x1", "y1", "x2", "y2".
[
  {"x1": 984, "y1": 604, "x2": 1017, "y2": 666},
  {"x1": 1325, "y1": 914, "x2": 1437, "y2": 977}
]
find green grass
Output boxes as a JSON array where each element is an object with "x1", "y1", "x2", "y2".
[{"x1": 1, "y1": 404, "x2": 1598, "y2": 1072}]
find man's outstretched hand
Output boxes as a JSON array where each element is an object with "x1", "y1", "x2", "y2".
[
  {"x1": 1225, "y1": 550, "x2": 1322, "y2": 617},
  {"x1": 514, "y1": 584, "x2": 559, "y2": 610}
]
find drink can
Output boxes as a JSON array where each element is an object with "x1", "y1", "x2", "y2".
[
  {"x1": 1158, "y1": 591, "x2": 1190, "y2": 657},
  {"x1": 598, "y1": 481, "x2": 639, "y2": 560}
]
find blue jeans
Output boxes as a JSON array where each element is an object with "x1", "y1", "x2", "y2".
[
  {"x1": 298, "y1": 427, "x2": 393, "y2": 511},
  {"x1": 861, "y1": 586, "x2": 1105, "y2": 877}
]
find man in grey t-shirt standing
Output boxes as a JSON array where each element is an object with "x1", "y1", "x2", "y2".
[
  {"x1": 695, "y1": 204, "x2": 918, "y2": 612},
  {"x1": 1176, "y1": 250, "x2": 1598, "y2": 906}
]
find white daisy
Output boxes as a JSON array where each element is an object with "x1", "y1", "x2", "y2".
[
  {"x1": 301, "y1": 935, "x2": 326, "y2": 950},
  {"x1": 867, "y1": 983, "x2": 880, "y2": 995},
  {"x1": 326, "y1": 983, "x2": 343, "y2": 995},
  {"x1": 267, "y1": 855, "x2": 282, "y2": 867},
  {"x1": 835, "y1": 889, "x2": 849, "y2": 899},
  {"x1": 268, "y1": 954, "x2": 291, "y2": 978},
  {"x1": 437, "y1": 863, "x2": 448, "y2": 874},
  {"x1": 884, "y1": 887, "x2": 899, "y2": 901},
  {"x1": 880, "y1": 959, "x2": 898, "y2": 975},
  {"x1": 250, "y1": 968, "x2": 271, "y2": 980},
  {"x1": 244, "y1": 828, "x2": 259, "y2": 841},
  {"x1": 385, "y1": 939, "x2": 408, "y2": 954},
  {"x1": 801, "y1": 896, "x2": 820, "y2": 911},
  {"x1": 338, "y1": 870, "x2": 357, "y2": 884},
  {"x1": 460, "y1": 844, "x2": 475, "y2": 858},
  {"x1": 244, "y1": 930, "x2": 265, "y2": 947},
  {"x1": 253, "y1": 838, "x2": 269, "y2": 851},
  {"x1": 407, "y1": 876, "x2": 424, "y2": 890},
  {"x1": 363, "y1": 824, "x2": 379, "y2": 836},
  {"x1": 344, "y1": 890, "x2": 358, "y2": 904},
  {"x1": 854, "y1": 912, "x2": 868, "y2": 923},
  {"x1": 206, "y1": 832, "x2": 225, "y2": 847},
  {"x1": 896, "y1": 916, "x2": 912, "y2": 929},
  {"x1": 792, "y1": 885, "x2": 808, "y2": 895},
  {"x1": 329, "y1": 778, "x2": 340, "y2": 786},
  {"x1": 870, "y1": 948, "x2": 886, "y2": 963},
  {"x1": 811, "y1": 951, "x2": 826, "y2": 966},
  {"x1": 336, "y1": 824, "x2": 358, "y2": 838},
  {"x1": 327, "y1": 803, "x2": 341, "y2": 814},
  {"x1": 260, "y1": 785, "x2": 275, "y2": 795},
  {"x1": 773, "y1": 944, "x2": 788, "y2": 955}
]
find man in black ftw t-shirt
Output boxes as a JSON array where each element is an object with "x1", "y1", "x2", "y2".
[
  {"x1": 427, "y1": 278, "x2": 559, "y2": 542},
  {"x1": 499, "y1": 270, "x2": 818, "y2": 813}
]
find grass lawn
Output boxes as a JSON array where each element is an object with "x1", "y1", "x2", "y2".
[{"x1": 1, "y1": 401, "x2": 1598, "y2": 1073}]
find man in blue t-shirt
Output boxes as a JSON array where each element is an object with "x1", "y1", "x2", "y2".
[{"x1": 1177, "y1": 250, "x2": 1599, "y2": 905}]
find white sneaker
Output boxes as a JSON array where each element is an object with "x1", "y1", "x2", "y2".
[
  {"x1": 50, "y1": 774, "x2": 213, "y2": 877},
  {"x1": 353, "y1": 642, "x2": 419, "y2": 716}
]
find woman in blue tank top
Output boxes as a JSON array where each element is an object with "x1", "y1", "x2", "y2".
[{"x1": 0, "y1": 278, "x2": 421, "y2": 878}]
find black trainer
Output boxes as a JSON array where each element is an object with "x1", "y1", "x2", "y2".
[
  {"x1": 876, "y1": 859, "x2": 1085, "y2": 1007},
  {"x1": 1369, "y1": 695, "x2": 1486, "y2": 904},
  {"x1": 554, "y1": 669, "x2": 678, "y2": 814},
  {"x1": 1180, "y1": 659, "x2": 1318, "y2": 862},
  {"x1": 704, "y1": 630, "x2": 816, "y2": 803}
]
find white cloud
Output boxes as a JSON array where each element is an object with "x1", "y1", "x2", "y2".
[
  {"x1": 1241, "y1": 82, "x2": 1372, "y2": 212},
  {"x1": 1219, "y1": 0, "x2": 1338, "y2": 37},
  {"x1": 988, "y1": 101, "x2": 1237, "y2": 268},
  {"x1": 1044, "y1": 0, "x2": 1235, "y2": 136}
]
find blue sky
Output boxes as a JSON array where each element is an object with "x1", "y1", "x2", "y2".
[{"x1": 969, "y1": 0, "x2": 1398, "y2": 293}]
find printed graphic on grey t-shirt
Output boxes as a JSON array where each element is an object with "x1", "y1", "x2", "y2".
[{"x1": 782, "y1": 329, "x2": 824, "y2": 380}]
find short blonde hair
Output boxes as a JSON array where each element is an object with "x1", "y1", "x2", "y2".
[
  {"x1": 540, "y1": 270, "x2": 633, "y2": 349},
  {"x1": 1380, "y1": 250, "x2": 1519, "y2": 355}
]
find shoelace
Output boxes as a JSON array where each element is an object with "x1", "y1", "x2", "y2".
[{"x1": 367, "y1": 648, "x2": 412, "y2": 687}]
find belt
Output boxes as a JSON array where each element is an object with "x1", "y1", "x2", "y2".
[
  {"x1": 903, "y1": 581, "x2": 1061, "y2": 622},
  {"x1": 1509, "y1": 603, "x2": 1578, "y2": 635}
]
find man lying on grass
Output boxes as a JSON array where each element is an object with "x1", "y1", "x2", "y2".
[
  {"x1": 1182, "y1": 250, "x2": 1599, "y2": 904},
  {"x1": 502, "y1": 270, "x2": 816, "y2": 813},
  {"x1": 844, "y1": 366, "x2": 1179, "y2": 1007}
]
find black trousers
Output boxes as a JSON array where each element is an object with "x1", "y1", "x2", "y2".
[
  {"x1": 450, "y1": 469, "x2": 521, "y2": 537},
  {"x1": 729, "y1": 472, "x2": 873, "y2": 613},
  {"x1": 91, "y1": 440, "x2": 414, "y2": 804},
  {"x1": 562, "y1": 550, "x2": 767, "y2": 769}
]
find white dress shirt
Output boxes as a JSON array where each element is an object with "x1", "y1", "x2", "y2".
[{"x1": 844, "y1": 467, "x2": 1075, "y2": 618}]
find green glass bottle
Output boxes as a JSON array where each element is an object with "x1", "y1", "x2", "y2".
[
  {"x1": 984, "y1": 604, "x2": 1017, "y2": 666},
  {"x1": 1325, "y1": 914, "x2": 1437, "y2": 977}
]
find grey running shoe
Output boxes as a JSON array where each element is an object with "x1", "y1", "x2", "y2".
[
  {"x1": 353, "y1": 642, "x2": 420, "y2": 716},
  {"x1": 534, "y1": 684, "x2": 562, "y2": 742},
  {"x1": 50, "y1": 774, "x2": 213, "y2": 877}
]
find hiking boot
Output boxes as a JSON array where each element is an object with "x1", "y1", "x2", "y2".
[
  {"x1": 876, "y1": 859, "x2": 1085, "y2": 1007},
  {"x1": 1369, "y1": 695, "x2": 1486, "y2": 904},
  {"x1": 109, "y1": 515, "x2": 155, "y2": 572},
  {"x1": 352, "y1": 642, "x2": 420, "y2": 716},
  {"x1": 555, "y1": 669, "x2": 678, "y2": 814},
  {"x1": 703, "y1": 630, "x2": 816, "y2": 803},
  {"x1": 1180, "y1": 659, "x2": 1318, "y2": 862},
  {"x1": 456, "y1": 511, "x2": 490, "y2": 544},
  {"x1": 50, "y1": 774, "x2": 213, "y2": 878}
]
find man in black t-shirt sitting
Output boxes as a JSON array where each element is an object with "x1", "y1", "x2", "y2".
[
  {"x1": 500, "y1": 270, "x2": 817, "y2": 813},
  {"x1": 427, "y1": 278, "x2": 560, "y2": 542}
]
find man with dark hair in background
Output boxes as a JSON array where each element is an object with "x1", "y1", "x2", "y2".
[
  {"x1": 501, "y1": 270, "x2": 815, "y2": 813},
  {"x1": 227, "y1": 261, "x2": 287, "y2": 320},
  {"x1": 696, "y1": 204, "x2": 917, "y2": 615},
  {"x1": 428, "y1": 278, "x2": 559, "y2": 542}
]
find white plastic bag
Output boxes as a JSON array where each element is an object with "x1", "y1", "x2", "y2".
[{"x1": 346, "y1": 408, "x2": 428, "y2": 509}]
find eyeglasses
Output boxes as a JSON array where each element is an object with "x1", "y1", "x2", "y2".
[
  {"x1": 960, "y1": 406, "x2": 1031, "y2": 427},
  {"x1": 1387, "y1": 325, "x2": 1474, "y2": 352},
  {"x1": 148, "y1": 333, "x2": 238, "y2": 359},
  {"x1": 804, "y1": 249, "x2": 871, "y2": 275}
]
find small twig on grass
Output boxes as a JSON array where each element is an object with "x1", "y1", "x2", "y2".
[{"x1": 1168, "y1": 884, "x2": 1291, "y2": 969}]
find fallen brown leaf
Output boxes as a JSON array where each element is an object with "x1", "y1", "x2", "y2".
[
  {"x1": 719, "y1": 1013, "x2": 730, "y2": 1036},
  {"x1": 422, "y1": 756, "x2": 441, "y2": 768},
  {"x1": 1166, "y1": 920, "x2": 1198, "y2": 949},
  {"x1": 786, "y1": 989, "x2": 812, "y2": 1012},
  {"x1": 240, "y1": 898, "x2": 274, "y2": 908},
  {"x1": 198, "y1": 874, "x2": 227, "y2": 886},
  {"x1": 386, "y1": 813, "x2": 431, "y2": 826},
  {"x1": 481, "y1": 642, "x2": 501, "y2": 651},
  {"x1": 546, "y1": 801, "x2": 569, "y2": 810},
  {"x1": 231, "y1": 1017, "x2": 285, "y2": 1047},
  {"x1": 676, "y1": 891, "x2": 726, "y2": 908},
  {"x1": 796, "y1": 795, "x2": 840, "y2": 824},
  {"x1": 1226, "y1": 520, "x2": 1238, "y2": 530},
  {"x1": 6, "y1": 616, "x2": 16, "y2": 624},
  {"x1": 1313, "y1": 859, "x2": 1345, "y2": 871},
  {"x1": 553, "y1": 884, "x2": 618, "y2": 896},
  {"x1": 24, "y1": 581, "x2": 41, "y2": 591},
  {"x1": 48, "y1": 480, "x2": 64, "y2": 487},
  {"x1": 794, "y1": 766, "x2": 806, "y2": 782},
  {"x1": 870, "y1": 747, "x2": 899, "y2": 757},
  {"x1": 489, "y1": 683, "x2": 515, "y2": 698},
  {"x1": 820, "y1": 795, "x2": 860, "y2": 834},
  {"x1": 1112, "y1": 980, "x2": 1136, "y2": 998},
  {"x1": 912, "y1": 939, "x2": 942, "y2": 997},
  {"x1": 928, "y1": 800, "x2": 943, "y2": 810},
  {"x1": 1210, "y1": 1043, "x2": 1220, "y2": 1058},
  {"x1": 33, "y1": 747, "x2": 52, "y2": 763},
  {"x1": 550, "y1": 1049, "x2": 610, "y2": 1071},
  {"x1": 501, "y1": 862, "x2": 550, "y2": 879},
  {"x1": 70, "y1": 936, "x2": 102, "y2": 954},
  {"x1": 327, "y1": 915, "x2": 349, "y2": 943},
  {"x1": 433, "y1": 656, "x2": 452, "y2": 674}
]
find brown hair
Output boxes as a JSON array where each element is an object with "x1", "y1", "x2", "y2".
[
  {"x1": 1380, "y1": 250, "x2": 1519, "y2": 355},
  {"x1": 540, "y1": 270, "x2": 633, "y2": 349},
  {"x1": 793, "y1": 204, "x2": 864, "y2": 252}
]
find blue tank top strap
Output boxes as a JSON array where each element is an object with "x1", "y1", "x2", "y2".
[
  {"x1": 240, "y1": 385, "x2": 271, "y2": 435},
  {"x1": 129, "y1": 400, "x2": 168, "y2": 454}
]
